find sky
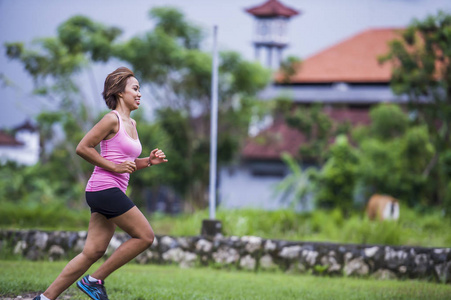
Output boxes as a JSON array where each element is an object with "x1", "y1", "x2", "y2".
[{"x1": 1, "y1": 0, "x2": 450, "y2": 128}]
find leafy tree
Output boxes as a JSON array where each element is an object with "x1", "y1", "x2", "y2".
[
  {"x1": 380, "y1": 11, "x2": 451, "y2": 207},
  {"x1": 274, "y1": 152, "x2": 316, "y2": 211},
  {"x1": 315, "y1": 135, "x2": 359, "y2": 215},
  {"x1": 5, "y1": 15, "x2": 122, "y2": 159},
  {"x1": 4, "y1": 8, "x2": 271, "y2": 211},
  {"x1": 4, "y1": 16, "x2": 122, "y2": 206},
  {"x1": 368, "y1": 102, "x2": 408, "y2": 141},
  {"x1": 114, "y1": 7, "x2": 271, "y2": 209},
  {"x1": 354, "y1": 104, "x2": 434, "y2": 207},
  {"x1": 439, "y1": 150, "x2": 451, "y2": 214},
  {"x1": 279, "y1": 56, "x2": 302, "y2": 83},
  {"x1": 284, "y1": 103, "x2": 341, "y2": 165},
  {"x1": 302, "y1": 104, "x2": 435, "y2": 213}
]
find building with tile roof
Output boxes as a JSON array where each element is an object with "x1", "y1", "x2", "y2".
[
  {"x1": 0, "y1": 120, "x2": 40, "y2": 165},
  {"x1": 219, "y1": 27, "x2": 406, "y2": 210},
  {"x1": 245, "y1": 0, "x2": 299, "y2": 18},
  {"x1": 243, "y1": 27, "x2": 406, "y2": 160},
  {"x1": 0, "y1": 130, "x2": 23, "y2": 146},
  {"x1": 245, "y1": 0, "x2": 300, "y2": 68}
]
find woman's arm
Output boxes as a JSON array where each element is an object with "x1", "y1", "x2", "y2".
[
  {"x1": 134, "y1": 148, "x2": 168, "y2": 171},
  {"x1": 134, "y1": 157, "x2": 151, "y2": 170},
  {"x1": 76, "y1": 112, "x2": 137, "y2": 173}
]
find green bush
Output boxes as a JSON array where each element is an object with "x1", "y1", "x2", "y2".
[
  {"x1": 1, "y1": 203, "x2": 450, "y2": 248},
  {"x1": 315, "y1": 135, "x2": 358, "y2": 214},
  {"x1": 0, "y1": 202, "x2": 90, "y2": 230},
  {"x1": 341, "y1": 216, "x2": 402, "y2": 245}
]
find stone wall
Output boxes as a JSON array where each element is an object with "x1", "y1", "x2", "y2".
[{"x1": 1, "y1": 229, "x2": 450, "y2": 283}]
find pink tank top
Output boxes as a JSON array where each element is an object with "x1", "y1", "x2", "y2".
[{"x1": 86, "y1": 110, "x2": 142, "y2": 193}]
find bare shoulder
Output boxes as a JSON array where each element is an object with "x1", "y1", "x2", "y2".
[
  {"x1": 79, "y1": 111, "x2": 119, "y2": 145},
  {"x1": 93, "y1": 111, "x2": 119, "y2": 133},
  {"x1": 105, "y1": 111, "x2": 119, "y2": 121}
]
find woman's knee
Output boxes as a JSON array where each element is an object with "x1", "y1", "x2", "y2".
[
  {"x1": 82, "y1": 247, "x2": 107, "y2": 261},
  {"x1": 141, "y1": 230, "x2": 155, "y2": 248}
]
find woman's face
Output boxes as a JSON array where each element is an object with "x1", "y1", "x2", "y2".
[{"x1": 120, "y1": 77, "x2": 141, "y2": 110}]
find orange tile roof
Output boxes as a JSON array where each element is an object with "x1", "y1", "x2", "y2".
[
  {"x1": 0, "y1": 130, "x2": 23, "y2": 146},
  {"x1": 278, "y1": 28, "x2": 404, "y2": 83},
  {"x1": 245, "y1": 0, "x2": 299, "y2": 18}
]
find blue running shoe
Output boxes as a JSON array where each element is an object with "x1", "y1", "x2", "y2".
[
  {"x1": 77, "y1": 275, "x2": 109, "y2": 300},
  {"x1": 32, "y1": 296, "x2": 41, "y2": 300}
]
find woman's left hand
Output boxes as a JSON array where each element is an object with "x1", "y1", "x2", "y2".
[{"x1": 149, "y1": 148, "x2": 168, "y2": 166}]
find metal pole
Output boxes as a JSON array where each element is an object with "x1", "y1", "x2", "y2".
[{"x1": 209, "y1": 25, "x2": 219, "y2": 220}]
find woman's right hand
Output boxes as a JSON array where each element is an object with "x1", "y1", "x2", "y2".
[{"x1": 113, "y1": 161, "x2": 137, "y2": 173}]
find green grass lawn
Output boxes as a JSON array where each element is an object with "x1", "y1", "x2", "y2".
[{"x1": 1, "y1": 260, "x2": 450, "y2": 300}]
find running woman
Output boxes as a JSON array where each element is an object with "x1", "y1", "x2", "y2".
[{"x1": 34, "y1": 67, "x2": 168, "y2": 300}]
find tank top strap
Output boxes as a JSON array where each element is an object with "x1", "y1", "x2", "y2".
[{"x1": 111, "y1": 110, "x2": 123, "y2": 130}]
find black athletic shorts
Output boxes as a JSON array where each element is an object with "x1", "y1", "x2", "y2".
[{"x1": 85, "y1": 187, "x2": 135, "y2": 219}]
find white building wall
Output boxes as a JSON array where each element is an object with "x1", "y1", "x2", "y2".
[
  {"x1": 219, "y1": 166, "x2": 290, "y2": 210},
  {"x1": 0, "y1": 131, "x2": 39, "y2": 165}
]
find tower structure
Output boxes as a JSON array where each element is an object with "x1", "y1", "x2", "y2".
[{"x1": 245, "y1": 0, "x2": 299, "y2": 69}]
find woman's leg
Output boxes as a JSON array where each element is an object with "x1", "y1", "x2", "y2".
[
  {"x1": 43, "y1": 213, "x2": 115, "y2": 300},
  {"x1": 90, "y1": 206, "x2": 154, "y2": 280}
]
